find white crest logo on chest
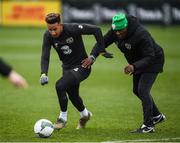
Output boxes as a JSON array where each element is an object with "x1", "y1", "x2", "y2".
[
  {"x1": 61, "y1": 45, "x2": 72, "y2": 54},
  {"x1": 66, "y1": 37, "x2": 74, "y2": 44},
  {"x1": 125, "y1": 43, "x2": 132, "y2": 50}
]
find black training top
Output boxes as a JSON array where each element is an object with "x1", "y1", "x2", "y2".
[
  {"x1": 0, "y1": 58, "x2": 12, "y2": 76},
  {"x1": 102, "y1": 15, "x2": 164, "y2": 74},
  {"x1": 41, "y1": 23, "x2": 105, "y2": 74}
]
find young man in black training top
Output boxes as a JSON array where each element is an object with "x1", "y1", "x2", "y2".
[
  {"x1": 40, "y1": 13, "x2": 107, "y2": 130},
  {"x1": 90, "y1": 13, "x2": 166, "y2": 133}
]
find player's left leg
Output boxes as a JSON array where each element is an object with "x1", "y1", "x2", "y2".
[
  {"x1": 67, "y1": 66, "x2": 92, "y2": 129},
  {"x1": 67, "y1": 84, "x2": 92, "y2": 129},
  {"x1": 67, "y1": 84, "x2": 84, "y2": 111},
  {"x1": 70, "y1": 65, "x2": 91, "y2": 82}
]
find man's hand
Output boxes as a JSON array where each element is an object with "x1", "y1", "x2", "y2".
[
  {"x1": 81, "y1": 56, "x2": 95, "y2": 69},
  {"x1": 40, "y1": 73, "x2": 48, "y2": 85},
  {"x1": 124, "y1": 64, "x2": 134, "y2": 75},
  {"x1": 100, "y1": 52, "x2": 113, "y2": 58},
  {"x1": 9, "y1": 70, "x2": 28, "y2": 88}
]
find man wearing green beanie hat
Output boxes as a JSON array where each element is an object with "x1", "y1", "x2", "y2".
[
  {"x1": 112, "y1": 13, "x2": 128, "y2": 31},
  {"x1": 92, "y1": 13, "x2": 166, "y2": 133}
]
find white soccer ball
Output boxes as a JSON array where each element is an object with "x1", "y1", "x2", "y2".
[{"x1": 34, "y1": 119, "x2": 54, "y2": 138}]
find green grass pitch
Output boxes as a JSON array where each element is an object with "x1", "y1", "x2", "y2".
[{"x1": 0, "y1": 25, "x2": 180, "y2": 142}]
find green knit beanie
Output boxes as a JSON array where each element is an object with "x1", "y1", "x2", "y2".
[{"x1": 112, "y1": 13, "x2": 128, "y2": 31}]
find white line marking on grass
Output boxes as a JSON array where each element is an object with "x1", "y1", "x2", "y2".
[{"x1": 102, "y1": 137, "x2": 180, "y2": 143}]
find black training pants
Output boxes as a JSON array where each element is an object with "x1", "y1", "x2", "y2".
[
  {"x1": 55, "y1": 65, "x2": 91, "y2": 112},
  {"x1": 133, "y1": 73, "x2": 161, "y2": 127}
]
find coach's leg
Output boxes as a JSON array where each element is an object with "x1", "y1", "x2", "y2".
[
  {"x1": 133, "y1": 74, "x2": 161, "y2": 117},
  {"x1": 152, "y1": 98, "x2": 161, "y2": 116},
  {"x1": 138, "y1": 73, "x2": 158, "y2": 127},
  {"x1": 133, "y1": 74, "x2": 141, "y2": 98},
  {"x1": 130, "y1": 73, "x2": 157, "y2": 133}
]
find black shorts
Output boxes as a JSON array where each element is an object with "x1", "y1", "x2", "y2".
[{"x1": 63, "y1": 65, "x2": 91, "y2": 83}]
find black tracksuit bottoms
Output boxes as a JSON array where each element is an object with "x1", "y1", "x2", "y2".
[
  {"x1": 55, "y1": 65, "x2": 91, "y2": 112},
  {"x1": 133, "y1": 73, "x2": 161, "y2": 127}
]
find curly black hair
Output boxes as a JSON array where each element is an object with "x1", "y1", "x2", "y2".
[{"x1": 45, "y1": 13, "x2": 61, "y2": 24}]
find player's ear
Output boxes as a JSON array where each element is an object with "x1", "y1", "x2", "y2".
[{"x1": 59, "y1": 24, "x2": 63, "y2": 31}]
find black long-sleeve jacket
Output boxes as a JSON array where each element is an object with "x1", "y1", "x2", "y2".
[
  {"x1": 0, "y1": 58, "x2": 12, "y2": 76},
  {"x1": 102, "y1": 15, "x2": 164, "y2": 74},
  {"x1": 41, "y1": 23, "x2": 105, "y2": 74}
]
